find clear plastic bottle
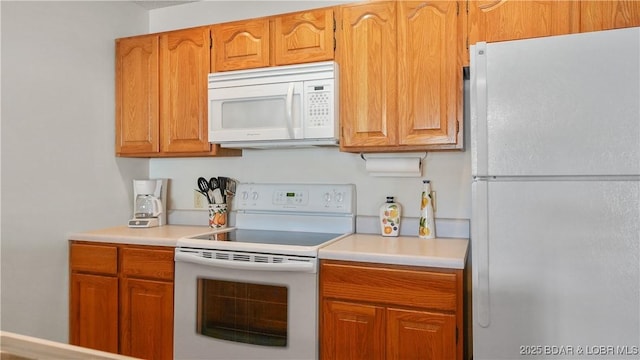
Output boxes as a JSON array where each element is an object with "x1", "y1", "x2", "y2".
[
  {"x1": 419, "y1": 180, "x2": 436, "y2": 239},
  {"x1": 379, "y1": 196, "x2": 401, "y2": 237}
]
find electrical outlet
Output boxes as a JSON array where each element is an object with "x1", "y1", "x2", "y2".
[
  {"x1": 194, "y1": 191, "x2": 205, "y2": 209},
  {"x1": 431, "y1": 191, "x2": 437, "y2": 212}
]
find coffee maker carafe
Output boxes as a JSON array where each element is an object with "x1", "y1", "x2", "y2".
[{"x1": 128, "y1": 179, "x2": 167, "y2": 228}]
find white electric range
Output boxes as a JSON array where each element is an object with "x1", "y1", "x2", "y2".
[{"x1": 174, "y1": 183, "x2": 355, "y2": 360}]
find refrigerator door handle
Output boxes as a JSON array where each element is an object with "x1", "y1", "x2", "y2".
[
  {"x1": 471, "y1": 42, "x2": 489, "y2": 177},
  {"x1": 472, "y1": 180, "x2": 491, "y2": 327}
]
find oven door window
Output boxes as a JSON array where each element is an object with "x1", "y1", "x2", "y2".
[{"x1": 197, "y1": 278, "x2": 288, "y2": 347}]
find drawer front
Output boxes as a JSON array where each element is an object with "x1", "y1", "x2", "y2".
[
  {"x1": 70, "y1": 243, "x2": 118, "y2": 275},
  {"x1": 320, "y1": 261, "x2": 458, "y2": 311},
  {"x1": 121, "y1": 246, "x2": 174, "y2": 281}
]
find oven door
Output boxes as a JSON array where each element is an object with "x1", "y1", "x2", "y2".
[{"x1": 174, "y1": 249, "x2": 318, "y2": 360}]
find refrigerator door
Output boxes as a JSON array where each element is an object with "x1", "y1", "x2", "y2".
[
  {"x1": 472, "y1": 179, "x2": 640, "y2": 359},
  {"x1": 471, "y1": 27, "x2": 640, "y2": 177}
]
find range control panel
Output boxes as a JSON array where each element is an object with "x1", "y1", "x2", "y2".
[{"x1": 234, "y1": 183, "x2": 355, "y2": 214}]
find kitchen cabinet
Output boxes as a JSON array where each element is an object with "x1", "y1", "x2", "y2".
[
  {"x1": 69, "y1": 242, "x2": 174, "y2": 360},
  {"x1": 115, "y1": 27, "x2": 240, "y2": 157},
  {"x1": 273, "y1": 8, "x2": 335, "y2": 65},
  {"x1": 337, "y1": 1, "x2": 463, "y2": 152},
  {"x1": 320, "y1": 260, "x2": 465, "y2": 360},
  {"x1": 468, "y1": 1, "x2": 580, "y2": 47},
  {"x1": 212, "y1": 18, "x2": 271, "y2": 72},
  {"x1": 580, "y1": 1, "x2": 640, "y2": 32},
  {"x1": 212, "y1": 8, "x2": 335, "y2": 72}
]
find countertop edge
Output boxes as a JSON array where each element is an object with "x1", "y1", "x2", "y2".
[{"x1": 318, "y1": 250, "x2": 466, "y2": 269}]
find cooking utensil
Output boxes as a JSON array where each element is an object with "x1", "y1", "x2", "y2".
[
  {"x1": 209, "y1": 177, "x2": 219, "y2": 190},
  {"x1": 226, "y1": 178, "x2": 237, "y2": 198},
  {"x1": 218, "y1": 177, "x2": 229, "y2": 203},
  {"x1": 212, "y1": 188, "x2": 224, "y2": 204},
  {"x1": 208, "y1": 177, "x2": 219, "y2": 203},
  {"x1": 197, "y1": 177, "x2": 212, "y2": 204}
]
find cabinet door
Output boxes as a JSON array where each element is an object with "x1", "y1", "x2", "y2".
[
  {"x1": 580, "y1": 1, "x2": 640, "y2": 32},
  {"x1": 274, "y1": 8, "x2": 335, "y2": 65},
  {"x1": 321, "y1": 300, "x2": 385, "y2": 360},
  {"x1": 212, "y1": 19, "x2": 270, "y2": 71},
  {"x1": 398, "y1": 1, "x2": 462, "y2": 149},
  {"x1": 69, "y1": 273, "x2": 118, "y2": 353},
  {"x1": 120, "y1": 278, "x2": 174, "y2": 360},
  {"x1": 468, "y1": 0, "x2": 580, "y2": 45},
  {"x1": 338, "y1": 1, "x2": 398, "y2": 149},
  {"x1": 160, "y1": 27, "x2": 212, "y2": 154},
  {"x1": 115, "y1": 34, "x2": 160, "y2": 155},
  {"x1": 387, "y1": 308, "x2": 456, "y2": 360}
]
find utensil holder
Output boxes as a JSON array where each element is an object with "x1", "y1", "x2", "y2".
[{"x1": 208, "y1": 204, "x2": 228, "y2": 228}]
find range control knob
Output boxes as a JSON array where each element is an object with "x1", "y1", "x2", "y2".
[
  {"x1": 323, "y1": 192, "x2": 332, "y2": 202},
  {"x1": 241, "y1": 191, "x2": 249, "y2": 200},
  {"x1": 334, "y1": 192, "x2": 344, "y2": 203},
  {"x1": 252, "y1": 191, "x2": 259, "y2": 200}
]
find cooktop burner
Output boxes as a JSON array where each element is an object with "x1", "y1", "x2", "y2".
[{"x1": 190, "y1": 229, "x2": 344, "y2": 247}]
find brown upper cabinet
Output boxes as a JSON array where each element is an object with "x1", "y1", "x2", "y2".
[
  {"x1": 580, "y1": 1, "x2": 640, "y2": 32},
  {"x1": 467, "y1": 1, "x2": 640, "y2": 65},
  {"x1": 468, "y1": 1, "x2": 580, "y2": 47},
  {"x1": 212, "y1": 18, "x2": 271, "y2": 72},
  {"x1": 338, "y1": 1, "x2": 464, "y2": 152},
  {"x1": 116, "y1": 27, "x2": 240, "y2": 157},
  {"x1": 212, "y1": 8, "x2": 335, "y2": 72}
]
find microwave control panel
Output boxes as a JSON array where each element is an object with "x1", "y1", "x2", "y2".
[{"x1": 304, "y1": 80, "x2": 335, "y2": 132}]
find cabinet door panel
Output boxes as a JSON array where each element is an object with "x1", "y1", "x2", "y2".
[
  {"x1": 120, "y1": 278, "x2": 174, "y2": 360},
  {"x1": 387, "y1": 308, "x2": 456, "y2": 360},
  {"x1": 468, "y1": 0, "x2": 580, "y2": 45},
  {"x1": 115, "y1": 35, "x2": 159, "y2": 155},
  {"x1": 321, "y1": 300, "x2": 384, "y2": 360},
  {"x1": 213, "y1": 19, "x2": 270, "y2": 71},
  {"x1": 274, "y1": 8, "x2": 335, "y2": 65},
  {"x1": 160, "y1": 27, "x2": 211, "y2": 154},
  {"x1": 338, "y1": 2, "x2": 398, "y2": 148},
  {"x1": 69, "y1": 273, "x2": 118, "y2": 353},
  {"x1": 398, "y1": 1, "x2": 461, "y2": 148},
  {"x1": 580, "y1": 1, "x2": 640, "y2": 32}
]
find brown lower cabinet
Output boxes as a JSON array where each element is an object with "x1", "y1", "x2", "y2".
[
  {"x1": 69, "y1": 241, "x2": 174, "y2": 360},
  {"x1": 320, "y1": 260, "x2": 466, "y2": 360}
]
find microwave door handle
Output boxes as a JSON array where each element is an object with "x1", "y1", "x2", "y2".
[{"x1": 285, "y1": 83, "x2": 295, "y2": 139}]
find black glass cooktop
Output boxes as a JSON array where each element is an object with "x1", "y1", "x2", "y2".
[{"x1": 191, "y1": 229, "x2": 344, "y2": 247}]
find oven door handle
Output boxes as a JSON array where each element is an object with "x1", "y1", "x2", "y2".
[{"x1": 175, "y1": 252, "x2": 316, "y2": 273}]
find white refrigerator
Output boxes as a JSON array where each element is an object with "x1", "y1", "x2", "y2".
[{"x1": 470, "y1": 27, "x2": 640, "y2": 359}]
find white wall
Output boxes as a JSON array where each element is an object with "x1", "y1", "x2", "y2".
[
  {"x1": 148, "y1": 0, "x2": 472, "y2": 224},
  {"x1": 1, "y1": 1, "x2": 148, "y2": 342}
]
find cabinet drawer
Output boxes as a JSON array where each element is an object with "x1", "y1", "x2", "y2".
[
  {"x1": 70, "y1": 243, "x2": 118, "y2": 275},
  {"x1": 321, "y1": 261, "x2": 458, "y2": 311},
  {"x1": 121, "y1": 247, "x2": 174, "y2": 281}
]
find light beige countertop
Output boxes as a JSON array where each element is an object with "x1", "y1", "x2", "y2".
[
  {"x1": 68, "y1": 225, "x2": 215, "y2": 247},
  {"x1": 319, "y1": 233, "x2": 469, "y2": 269},
  {"x1": 69, "y1": 227, "x2": 469, "y2": 269}
]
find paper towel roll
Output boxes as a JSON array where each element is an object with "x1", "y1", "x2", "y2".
[{"x1": 365, "y1": 157, "x2": 422, "y2": 177}]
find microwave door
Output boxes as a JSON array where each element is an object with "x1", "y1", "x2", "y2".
[{"x1": 209, "y1": 82, "x2": 303, "y2": 143}]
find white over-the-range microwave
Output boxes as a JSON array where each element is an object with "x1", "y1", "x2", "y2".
[{"x1": 208, "y1": 61, "x2": 338, "y2": 149}]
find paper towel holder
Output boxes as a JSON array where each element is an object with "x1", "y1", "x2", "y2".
[{"x1": 360, "y1": 152, "x2": 427, "y2": 177}]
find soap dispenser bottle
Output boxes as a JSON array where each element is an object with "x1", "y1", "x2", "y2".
[{"x1": 379, "y1": 196, "x2": 401, "y2": 237}]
